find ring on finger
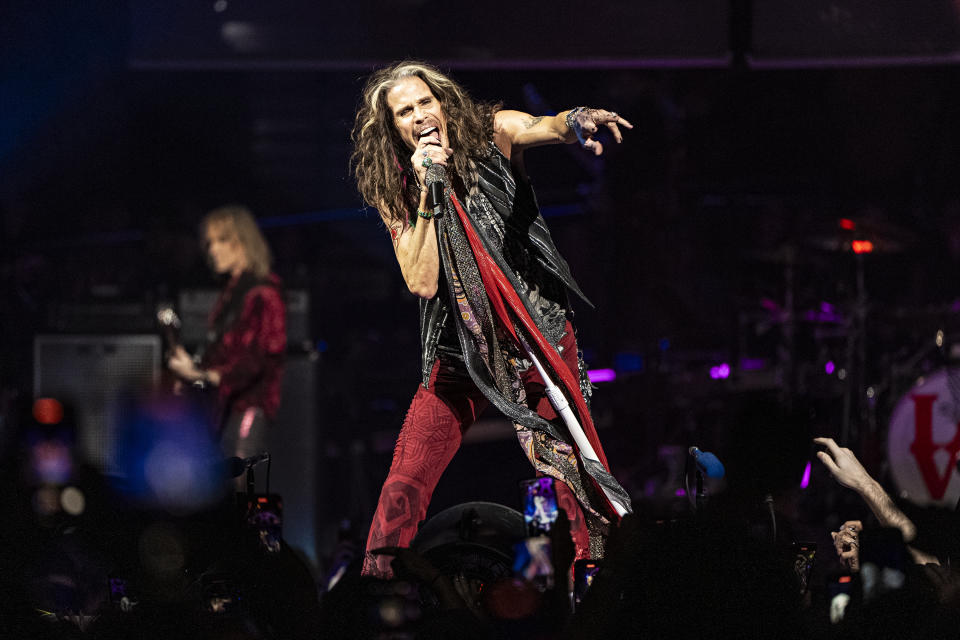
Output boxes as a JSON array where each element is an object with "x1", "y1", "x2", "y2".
[{"x1": 421, "y1": 156, "x2": 433, "y2": 168}]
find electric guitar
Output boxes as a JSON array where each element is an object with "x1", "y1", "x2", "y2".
[{"x1": 156, "y1": 304, "x2": 208, "y2": 392}]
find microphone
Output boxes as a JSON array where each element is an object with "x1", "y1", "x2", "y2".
[
  {"x1": 224, "y1": 452, "x2": 271, "y2": 478},
  {"x1": 688, "y1": 447, "x2": 725, "y2": 479},
  {"x1": 425, "y1": 163, "x2": 448, "y2": 218}
]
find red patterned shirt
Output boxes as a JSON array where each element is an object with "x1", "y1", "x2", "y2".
[{"x1": 202, "y1": 272, "x2": 286, "y2": 424}]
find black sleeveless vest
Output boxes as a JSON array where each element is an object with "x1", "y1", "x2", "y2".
[{"x1": 418, "y1": 144, "x2": 591, "y2": 386}]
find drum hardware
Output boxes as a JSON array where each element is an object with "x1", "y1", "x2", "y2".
[
  {"x1": 802, "y1": 216, "x2": 917, "y2": 442},
  {"x1": 741, "y1": 216, "x2": 919, "y2": 437}
]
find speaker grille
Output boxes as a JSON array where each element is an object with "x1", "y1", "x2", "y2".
[{"x1": 34, "y1": 335, "x2": 161, "y2": 472}]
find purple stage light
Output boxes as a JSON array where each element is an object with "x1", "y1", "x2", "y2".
[
  {"x1": 825, "y1": 361, "x2": 835, "y2": 375},
  {"x1": 587, "y1": 368, "x2": 616, "y2": 383},
  {"x1": 675, "y1": 488, "x2": 687, "y2": 497},
  {"x1": 709, "y1": 363, "x2": 731, "y2": 379},
  {"x1": 760, "y1": 298, "x2": 779, "y2": 312},
  {"x1": 800, "y1": 461, "x2": 811, "y2": 489},
  {"x1": 740, "y1": 358, "x2": 766, "y2": 371}
]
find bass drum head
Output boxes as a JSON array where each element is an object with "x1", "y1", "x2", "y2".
[{"x1": 888, "y1": 368, "x2": 960, "y2": 507}]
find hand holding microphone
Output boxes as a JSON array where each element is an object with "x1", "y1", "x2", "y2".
[
  {"x1": 410, "y1": 126, "x2": 453, "y2": 217},
  {"x1": 412, "y1": 129, "x2": 452, "y2": 197},
  {"x1": 425, "y1": 163, "x2": 449, "y2": 218}
]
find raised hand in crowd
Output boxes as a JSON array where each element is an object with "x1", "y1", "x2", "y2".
[
  {"x1": 832, "y1": 520, "x2": 863, "y2": 572},
  {"x1": 815, "y1": 437, "x2": 938, "y2": 566}
]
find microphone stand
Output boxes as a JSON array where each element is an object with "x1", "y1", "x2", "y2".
[
  {"x1": 246, "y1": 465, "x2": 256, "y2": 498},
  {"x1": 684, "y1": 452, "x2": 706, "y2": 514},
  {"x1": 696, "y1": 468, "x2": 706, "y2": 512},
  {"x1": 230, "y1": 452, "x2": 271, "y2": 499}
]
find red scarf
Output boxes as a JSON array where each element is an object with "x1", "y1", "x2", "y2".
[{"x1": 449, "y1": 193, "x2": 611, "y2": 471}]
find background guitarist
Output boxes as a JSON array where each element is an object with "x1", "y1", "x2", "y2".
[{"x1": 167, "y1": 205, "x2": 286, "y2": 460}]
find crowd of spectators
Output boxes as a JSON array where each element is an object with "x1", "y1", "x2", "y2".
[{"x1": 3, "y1": 391, "x2": 960, "y2": 639}]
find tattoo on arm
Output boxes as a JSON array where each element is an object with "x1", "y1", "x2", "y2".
[
  {"x1": 523, "y1": 116, "x2": 544, "y2": 129},
  {"x1": 389, "y1": 222, "x2": 403, "y2": 249}
]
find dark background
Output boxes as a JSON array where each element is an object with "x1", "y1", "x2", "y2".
[{"x1": 5, "y1": 0, "x2": 960, "y2": 565}]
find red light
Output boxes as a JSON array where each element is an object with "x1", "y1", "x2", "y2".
[
  {"x1": 839, "y1": 218, "x2": 856, "y2": 230},
  {"x1": 33, "y1": 398, "x2": 64, "y2": 425},
  {"x1": 852, "y1": 240, "x2": 874, "y2": 254},
  {"x1": 257, "y1": 497, "x2": 269, "y2": 503},
  {"x1": 838, "y1": 575, "x2": 852, "y2": 584}
]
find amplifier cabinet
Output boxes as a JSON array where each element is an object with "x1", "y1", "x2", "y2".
[{"x1": 33, "y1": 334, "x2": 161, "y2": 472}]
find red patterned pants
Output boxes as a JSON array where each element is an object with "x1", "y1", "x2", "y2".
[{"x1": 362, "y1": 323, "x2": 591, "y2": 577}]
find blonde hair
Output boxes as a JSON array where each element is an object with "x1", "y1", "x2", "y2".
[
  {"x1": 350, "y1": 60, "x2": 499, "y2": 225},
  {"x1": 201, "y1": 205, "x2": 272, "y2": 279}
]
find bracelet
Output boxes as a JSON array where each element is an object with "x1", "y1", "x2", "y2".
[
  {"x1": 565, "y1": 106, "x2": 586, "y2": 131},
  {"x1": 417, "y1": 208, "x2": 433, "y2": 220}
]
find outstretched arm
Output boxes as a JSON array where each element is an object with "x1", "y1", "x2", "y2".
[
  {"x1": 495, "y1": 107, "x2": 632, "y2": 156},
  {"x1": 814, "y1": 437, "x2": 939, "y2": 565}
]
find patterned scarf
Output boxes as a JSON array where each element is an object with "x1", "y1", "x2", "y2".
[{"x1": 433, "y1": 176, "x2": 632, "y2": 548}]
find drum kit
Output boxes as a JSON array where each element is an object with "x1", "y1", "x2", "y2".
[{"x1": 738, "y1": 215, "x2": 960, "y2": 448}]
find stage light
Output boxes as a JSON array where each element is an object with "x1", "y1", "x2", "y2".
[
  {"x1": 839, "y1": 218, "x2": 856, "y2": 230},
  {"x1": 825, "y1": 361, "x2": 836, "y2": 375},
  {"x1": 32, "y1": 397, "x2": 63, "y2": 425},
  {"x1": 800, "y1": 461, "x2": 811, "y2": 489},
  {"x1": 851, "y1": 240, "x2": 874, "y2": 254},
  {"x1": 60, "y1": 486, "x2": 86, "y2": 516},
  {"x1": 709, "y1": 363, "x2": 730, "y2": 379},
  {"x1": 587, "y1": 368, "x2": 616, "y2": 383}
]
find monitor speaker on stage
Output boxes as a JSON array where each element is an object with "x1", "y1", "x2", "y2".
[{"x1": 33, "y1": 335, "x2": 161, "y2": 473}]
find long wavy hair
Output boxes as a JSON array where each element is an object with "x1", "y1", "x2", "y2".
[
  {"x1": 201, "y1": 205, "x2": 273, "y2": 279},
  {"x1": 350, "y1": 61, "x2": 500, "y2": 225}
]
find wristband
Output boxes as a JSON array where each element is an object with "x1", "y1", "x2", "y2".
[
  {"x1": 417, "y1": 208, "x2": 433, "y2": 220},
  {"x1": 565, "y1": 106, "x2": 586, "y2": 131}
]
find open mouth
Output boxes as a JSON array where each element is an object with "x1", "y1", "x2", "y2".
[{"x1": 417, "y1": 125, "x2": 440, "y2": 143}]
